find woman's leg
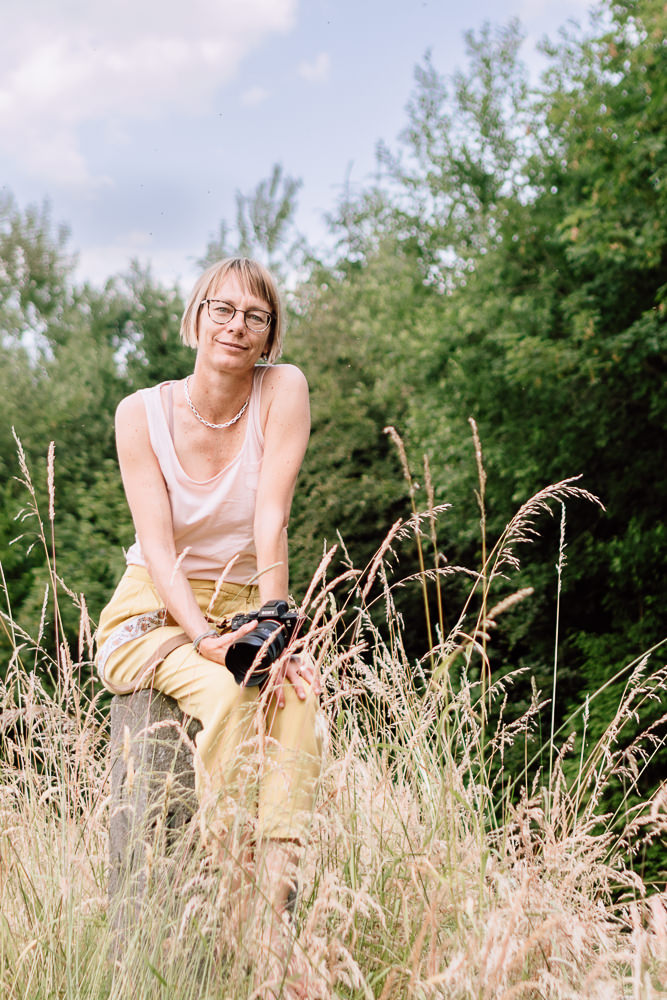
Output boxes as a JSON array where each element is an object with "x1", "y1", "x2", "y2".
[
  {"x1": 149, "y1": 644, "x2": 261, "y2": 827},
  {"x1": 152, "y1": 648, "x2": 322, "y2": 853},
  {"x1": 257, "y1": 680, "x2": 323, "y2": 844}
]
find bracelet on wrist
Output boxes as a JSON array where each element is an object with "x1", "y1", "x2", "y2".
[{"x1": 192, "y1": 628, "x2": 219, "y2": 653}]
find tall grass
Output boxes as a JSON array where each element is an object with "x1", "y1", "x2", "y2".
[{"x1": 1, "y1": 439, "x2": 666, "y2": 999}]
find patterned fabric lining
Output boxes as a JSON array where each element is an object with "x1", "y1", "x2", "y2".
[{"x1": 96, "y1": 609, "x2": 167, "y2": 682}]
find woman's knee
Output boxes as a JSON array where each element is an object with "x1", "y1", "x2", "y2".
[
  {"x1": 156, "y1": 650, "x2": 257, "y2": 726},
  {"x1": 266, "y1": 680, "x2": 321, "y2": 754}
]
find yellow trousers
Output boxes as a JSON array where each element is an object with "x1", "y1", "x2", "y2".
[{"x1": 96, "y1": 566, "x2": 321, "y2": 841}]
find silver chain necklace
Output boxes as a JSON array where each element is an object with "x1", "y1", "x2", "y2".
[{"x1": 183, "y1": 376, "x2": 250, "y2": 430}]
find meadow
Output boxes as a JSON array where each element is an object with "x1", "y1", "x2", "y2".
[{"x1": 1, "y1": 436, "x2": 666, "y2": 999}]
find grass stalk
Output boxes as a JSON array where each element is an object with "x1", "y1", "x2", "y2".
[
  {"x1": 384, "y1": 426, "x2": 435, "y2": 668},
  {"x1": 549, "y1": 502, "x2": 567, "y2": 797}
]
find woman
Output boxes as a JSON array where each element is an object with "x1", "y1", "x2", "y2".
[{"x1": 96, "y1": 256, "x2": 321, "y2": 923}]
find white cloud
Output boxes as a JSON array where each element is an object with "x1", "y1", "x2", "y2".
[
  {"x1": 0, "y1": 0, "x2": 297, "y2": 191},
  {"x1": 241, "y1": 86, "x2": 270, "y2": 107},
  {"x1": 298, "y1": 52, "x2": 331, "y2": 84}
]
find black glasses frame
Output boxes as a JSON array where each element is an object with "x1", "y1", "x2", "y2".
[{"x1": 200, "y1": 298, "x2": 274, "y2": 333}]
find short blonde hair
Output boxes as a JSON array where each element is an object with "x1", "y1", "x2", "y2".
[{"x1": 180, "y1": 257, "x2": 284, "y2": 362}]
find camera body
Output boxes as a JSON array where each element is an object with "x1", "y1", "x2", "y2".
[{"x1": 226, "y1": 599, "x2": 301, "y2": 687}]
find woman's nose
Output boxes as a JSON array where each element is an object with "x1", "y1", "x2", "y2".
[{"x1": 227, "y1": 308, "x2": 247, "y2": 332}]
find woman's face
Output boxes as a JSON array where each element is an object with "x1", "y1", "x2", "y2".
[{"x1": 197, "y1": 273, "x2": 272, "y2": 372}]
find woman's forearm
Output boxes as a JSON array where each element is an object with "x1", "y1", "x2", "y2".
[
  {"x1": 143, "y1": 547, "x2": 211, "y2": 640},
  {"x1": 254, "y1": 516, "x2": 289, "y2": 604}
]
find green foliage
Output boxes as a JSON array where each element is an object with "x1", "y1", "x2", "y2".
[
  {"x1": 377, "y1": 19, "x2": 535, "y2": 271},
  {"x1": 281, "y1": 3, "x2": 667, "y2": 874},
  {"x1": 109, "y1": 262, "x2": 192, "y2": 387},
  {"x1": 0, "y1": 191, "x2": 74, "y2": 347},
  {"x1": 285, "y1": 237, "x2": 436, "y2": 604}
]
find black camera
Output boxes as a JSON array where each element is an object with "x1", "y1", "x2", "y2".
[{"x1": 225, "y1": 599, "x2": 301, "y2": 687}]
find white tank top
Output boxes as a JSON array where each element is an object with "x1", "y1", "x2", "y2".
[{"x1": 125, "y1": 365, "x2": 268, "y2": 583}]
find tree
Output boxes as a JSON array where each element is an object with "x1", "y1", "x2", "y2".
[
  {"x1": 0, "y1": 197, "x2": 196, "y2": 675},
  {"x1": 377, "y1": 20, "x2": 536, "y2": 282},
  {"x1": 0, "y1": 192, "x2": 75, "y2": 351},
  {"x1": 199, "y1": 164, "x2": 308, "y2": 281},
  {"x1": 284, "y1": 4, "x2": 666, "y2": 852},
  {"x1": 108, "y1": 261, "x2": 191, "y2": 387},
  {"x1": 374, "y1": 0, "x2": 667, "y2": 866}
]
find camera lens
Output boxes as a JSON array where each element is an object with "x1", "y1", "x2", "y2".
[{"x1": 226, "y1": 619, "x2": 288, "y2": 686}]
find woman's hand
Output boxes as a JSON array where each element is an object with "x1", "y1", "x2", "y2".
[
  {"x1": 195, "y1": 619, "x2": 259, "y2": 666},
  {"x1": 197, "y1": 621, "x2": 321, "y2": 709},
  {"x1": 266, "y1": 650, "x2": 321, "y2": 709}
]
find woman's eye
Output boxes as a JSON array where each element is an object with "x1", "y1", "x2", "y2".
[{"x1": 212, "y1": 304, "x2": 234, "y2": 320}]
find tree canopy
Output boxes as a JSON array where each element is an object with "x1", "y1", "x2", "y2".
[{"x1": 1, "y1": 0, "x2": 665, "y2": 874}]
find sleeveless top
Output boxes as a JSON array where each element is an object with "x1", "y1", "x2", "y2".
[{"x1": 125, "y1": 365, "x2": 269, "y2": 584}]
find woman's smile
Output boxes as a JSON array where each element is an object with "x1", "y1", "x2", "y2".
[{"x1": 214, "y1": 336, "x2": 247, "y2": 351}]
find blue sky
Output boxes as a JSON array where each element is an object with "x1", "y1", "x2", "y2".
[{"x1": 0, "y1": 0, "x2": 594, "y2": 290}]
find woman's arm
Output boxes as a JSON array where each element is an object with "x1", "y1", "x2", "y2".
[
  {"x1": 115, "y1": 393, "x2": 258, "y2": 664},
  {"x1": 254, "y1": 364, "x2": 311, "y2": 604},
  {"x1": 252, "y1": 365, "x2": 318, "y2": 707}
]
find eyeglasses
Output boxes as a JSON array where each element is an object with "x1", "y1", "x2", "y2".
[{"x1": 201, "y1": 299, "x2": 273, "y2": 333}]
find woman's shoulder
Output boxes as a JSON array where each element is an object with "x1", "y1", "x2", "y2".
[
  {"x1": 259, "y1": 363, "x2": 308, "y2": 393},
  {"x1": 116, "y1": 381, "x2": 170, "y2": 411},
  {"x1": 258, "y1": 364, "x2": 310, "y2": 435},
  {"x1": 115, "y1": 383, "x2": 165, "y2": 429}
]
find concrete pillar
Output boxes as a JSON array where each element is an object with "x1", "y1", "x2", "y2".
[{"x1": 108, "y1": 690, "x2": 202, "y2": 941}]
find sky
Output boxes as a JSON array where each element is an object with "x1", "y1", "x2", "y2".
[{"x1": 0, "y1": 0, "x2": 595, "y2": 291}]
